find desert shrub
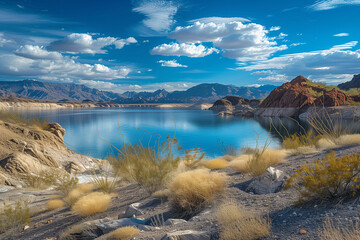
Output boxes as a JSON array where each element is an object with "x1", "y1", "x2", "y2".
[
  {"x1": 216, "y1": 201, "x2": 270, "y2": 240},
  {"x1": 0, "y1": 201, "x2": 31, "y2": 233},
  {"x1": 282, "y1": 129, "x2": 322, "y2": 149},
  {"x1": 109, "y1": 226, "x2": 140, "y2": 240},
  {"x1": 65, "y1": 183, "x2": 94, "y2": 205},
  {"x1": 0, "y1": 111, "x2": 49, "y2": 130},
  {"x1": 229, "y1": 149, "x2": 287, "y2": 176},
  {"x1": 109, "y1": 135, "x2": 180, "y2": 194},
  {"x1": 168, "y1": 169, "x2": 227, "y2": 216},
  {"x1": 28, "y1": 117, "x2": 50, "y2": 130},
  {"x1": 181, "y1": 148, "x2": 206, "y2": 169},
  {"x1": 218, "y1": 139, "x2": 238, "y2": 156},
  {"x1": 47, "y1": 199, "x2": 65, "y2": 210},
  {"x1": 201, "y1": 157, "x2": 229, "y2": 170},
  {"x1": 72, "y1": 192, "x2": 112, "y2": 216},
  {"x1": 285, "y1": 152, "x2": 360, "y2": 202},
  {"x1": 55, "y1": 173, "x2": 79, "y2": 195},
  {"x1": 319, "y1": 218, "x2": 360, "y2": 240}
]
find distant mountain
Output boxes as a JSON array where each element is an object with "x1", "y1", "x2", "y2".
[
  {"x1": 338, "y1": 74, "x2": 360, "y2": 90},
  {"x1": 0, "y1": 80, "x2": 276, "y2": 103},
  {"x1": 0, "y1": 79, "x2": 124, "y2": 102}
]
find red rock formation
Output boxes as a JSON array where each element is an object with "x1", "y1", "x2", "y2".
[{"x1": 314, "y1": 88, "x2": 352, "y2": 107}]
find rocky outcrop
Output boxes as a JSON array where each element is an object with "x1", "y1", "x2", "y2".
[
  {"x1": 0, "y1": 120, "x2": 101, "y2": 186},
  {"x1": 338, "y1": 74, "x2": 360, "y2": 90},
  {"x1": 210, "y1": 95, "x2": 260, "y2": 117},
  {"x1": 254, "y1": 75, "x2": 353, "y2": 117}
]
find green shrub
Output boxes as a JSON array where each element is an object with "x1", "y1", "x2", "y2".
[
  {"x1": 0, "y1": 201, "x2": 31, "y2": 233},
  {"x1": 285, "y1": 152, "x2": 360, "y2": 202}
]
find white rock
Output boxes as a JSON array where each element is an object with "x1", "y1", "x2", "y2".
[
  {"x1": 164, "y1": 218, "x2": 187, "y2": 226},
  {"x1": 123, "y1": 202, "x2": 144, "y2": 218}
]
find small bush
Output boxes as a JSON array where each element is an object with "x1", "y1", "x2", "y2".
[
  {"x1": 47, "y1": 199, "x2": 65, "y2": 210},
  {"x1": 0, "y1": 201, "x2": 31, "y2": 233},
  {"x1": 168, "y1": 169, "x2": 227, "y2": 216},
  {"x1": 282, "y1": 129, "x2": 321, "y2": 149},
  {"x1": 65, "y1": 183, "x2": 94, "y2": 205},
  {"x1": 201, "y1": 157, "x2": 229, "y2": 170},
  {"x1": 319, "y1": 218, "x2": 360, "y2": 240},
  {"x1": 218, "y1": 139, "x2": 238, "y2": 156},
  {"x1": 181, "y1": 148, "x2": 206, "y2": 169},
  {"x1": 72, "y1": 192, "x2": 112, "y2": 216},
  {"x1": 216, "y1": 201, "x2": 270, "y2": 240},
  {"x1": 285, "y1": 152, "x2": 360, "y2": 202},
  {"x1": 229, "y1": 149, "x2": 287, "y2": 176},
  {"x1": 109, "y1": 226, "x2": 140, "y2": 240}
]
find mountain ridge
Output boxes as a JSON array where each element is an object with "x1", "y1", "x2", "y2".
[{"x1": 0, "y1": 79, "x2": 276, "y2": 103}]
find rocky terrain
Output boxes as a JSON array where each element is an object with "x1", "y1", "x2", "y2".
[
  {"x1": 1, "y1": 143, "x2": 359, "y2": 240},
  {"x1": 0, "y1": 80, "x2": 275, "y2": 104},
  {"x1": 210, "y1": 75, "x2": 360, "y2": 119},
  {"x1": 338, "y1": 74, "x2": 360, "y2": 90},
  {"x1": 0, "y1": 120, "x2": 102, "y2": 187},
  {"x1": 209, "y1": 96, "x2": 260, "y2": 117}
]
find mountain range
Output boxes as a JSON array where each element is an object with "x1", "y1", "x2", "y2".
[{"x1": 0, "y1": 80, "x2": 276, "y2": 103}]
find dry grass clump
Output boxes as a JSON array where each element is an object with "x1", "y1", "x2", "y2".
[
  {"x1": 59, "y1": 222, "x2": 97, "y2": 240},
  {"x1": 229, "y1": 149, "x2": 287, "y2": 176},
  {"x1": 0, "y1": 201, "x2": 31, "y2": 233},
  {"x1": 0, "y1": 111, "x2": 50, "y2": 130},
  {"x1": 216, "y1": 201, "x2": 271, "y2": 240},
  {"x1": 317, "y1": 134, "x2": 360, "y2": 149},
  {"x1": 168, "y1": 169, "x2": 227, "y2": 216},
  {"x1": 47, "y1": 199, "x2": 65, "y2": 210},
  {"x1": 65, "y1": 183, "x2": 94, "y2": 205},
  {"x1": 72, "y1": 192, "x2": 112, "y2": 216},
  {"x1": 319, "y1": 218, "x2": 360, "y2": 240},
  {"x1": 285, "y1": 152, "x2": 360, "y2": 202},
  {"x1": 282, "y1": 130, "x2": 321, "y2": 150},
  {"x1": 108, "y1": 226, "x2": 140, "y2": 240},
  {"x1": 201, "y1": 157, "x2": 229, "y2": 170},
  {"x1": 109, "y1": 136, "x2": 180, "y2": 194}
]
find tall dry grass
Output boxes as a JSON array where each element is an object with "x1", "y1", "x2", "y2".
[
  {"x1": 108, "y1": 226, "x2": 140, "y2": 240},
  {"x1": 201, "y1": 157, "x2": 229, "y2": 170},
  {"x1": 71, "y1": 192, "x2": 112, "y2": 216},
  {"x1": 168, "y1": 168, "x2": 227, "y2": 216},
  {"x1": 319, "y1": 218, "x2": 360, "y2": 240},
  {"x1": 216, "y1": 201, "x2": 271, "y2": 240}
]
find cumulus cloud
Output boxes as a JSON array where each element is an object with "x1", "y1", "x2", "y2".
[
  {"x1": 309, "y1": 0, "x2": 360, "y2": 10},
  {"x1": 151, "y1": 42, "x2": 219, "y2": 57},
  {"x1": 158, "y1": 59, "x2": 188, "y2": 67},
  {"x1": 48, "y1": 33, "x2": 137, "y2": 54},
  {"x1": 15, "y1": 45, "x2": 62, "y2": 60},
  {"x1": 333, "y1": 33, "x2": 349, "y2": 37},
  {"x1": 168, "y1": 19, "x2": 287, "y2": 61},
  {"x1": 239, "y1": 41, "x2": 360, "y2": 83},
  {"x1": 0, "y1": 47, "x2": 130, "y2": 81},
  {"x1": 270, "y1": 26, "x2": 280, "y2": 31},
  {"x1": 189, "y1": 17, "x2": 250, "y2": 24},
  {"x1": 133, "y1": 0, "x2": 179, "y2": 33}
]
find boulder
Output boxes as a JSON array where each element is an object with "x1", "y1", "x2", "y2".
[
  {"x1": 123, "y1": 202, "x2": 144, "y2": 218},
  {"x1": 95, "y1": 218, "x2": 151, "y2": 234},
  {"x1": 164, "y1": 218, "x2": 188, "y2": 226},
  {"x1": 47, "y1": 122, "x2": 66, "y2": 139},
  {"x1": 161, "y1": 230, "x2": 211, "y2": 240},
  {"x1": 245, "y1": 167, "x2": 288, "y2": 194}
]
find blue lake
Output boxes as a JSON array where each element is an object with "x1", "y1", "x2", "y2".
[{"x1": 12, "y1": 108, "x2": 308, "y2": 159}]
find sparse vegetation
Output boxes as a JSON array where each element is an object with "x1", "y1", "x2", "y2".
[
  {"x1": 218, "y1": 139, "x2": 238, "y2": 156},
  {"x1": 65, "y1": 183, "x2": 94, "y2": 205},
  {"x1": 285, "y1": 152, "x2": 360, "y2": 202},
  {"x1": 181, "y1": 148, "x2": 206, "y2": 169},
  {"x1": 216, "y1": 201, "x2": 271, "y2": 240},
  {"x1": 108, "y1": 226, "x2": 140, "y2": 240},
  {"x1": 319, "y1": 218, "x2": 360, "y2": 240},
  {"x1": 47, "y1": 199, "x2": 65, "y2": 210},
  {"x1": 168, "y1": 168, "x2": 227, "y2": 216},
  {"x1": 72, "y1": 192, "x2": 112, "y2": 216},
  {"x1": 0, "y1": 201, "x2": 31, "y2": 233},
  {"x1": 201, "y1": 157, "x2": 229, "y2": 170},
  {"x1": 282, "y1": 129, "x2": 322, "y2": 149},
  {"x1": 0, "y1": 111, "x2": 50, "y2": 130}
]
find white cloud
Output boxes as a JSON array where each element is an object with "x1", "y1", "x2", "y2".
[
  {"x1": 15, "y1": 45, "x2": 62, "y2": 60},
  {"x1": 333, "y1": 33, "x2": 349, "y2": 37},
  {"x1": 158, "y1": 59, "x2": 188, "y2": 67},
  {"x1": 270, "y1": 26, "x2": 280, "y2": 31},
  {"x1": 48, "y1": 33, "x2": 137, "y2": 54},
  {"x1": 151, "y1": 43, "x2": 219, "y2": 57},
  {"x1": 238, "y1": 41, "x2": 360, "y2": 84},
  {"x1": 189, "y1": 17, "x2": 250, "y2": 24},
  {"x1": 168, "y1": 20, "x2": 287, "y2": 61},
  {"x1": 133, "y1": 0, "x2": 179, "y2": 33},
  {"x1": 309, "y1": 0, "x2": 360, "y2": 10},
  {"x1": 0, "y1": 33, "x2": 12, "y2": 47},
  {"x1": 259, "y1": 74, "x2": 289, "y2": 82},
  {"x1": 0, "y1": 49, "x2": 131, "y2": 81},
  {"x1": 277, "y1": 33, "x2": 288, "y2": 39}
]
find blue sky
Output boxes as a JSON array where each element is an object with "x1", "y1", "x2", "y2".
[{"x1": 0, "y1": 0, "x2": 359, "y2": 92}]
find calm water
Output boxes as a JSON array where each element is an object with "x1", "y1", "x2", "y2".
[{"x1": 12, "y1": 108, "x2": 311, "y2": 159}]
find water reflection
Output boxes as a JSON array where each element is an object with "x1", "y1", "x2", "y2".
[{"x1": 11, "y1": 108, "x2": 359, "y2": 159}]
